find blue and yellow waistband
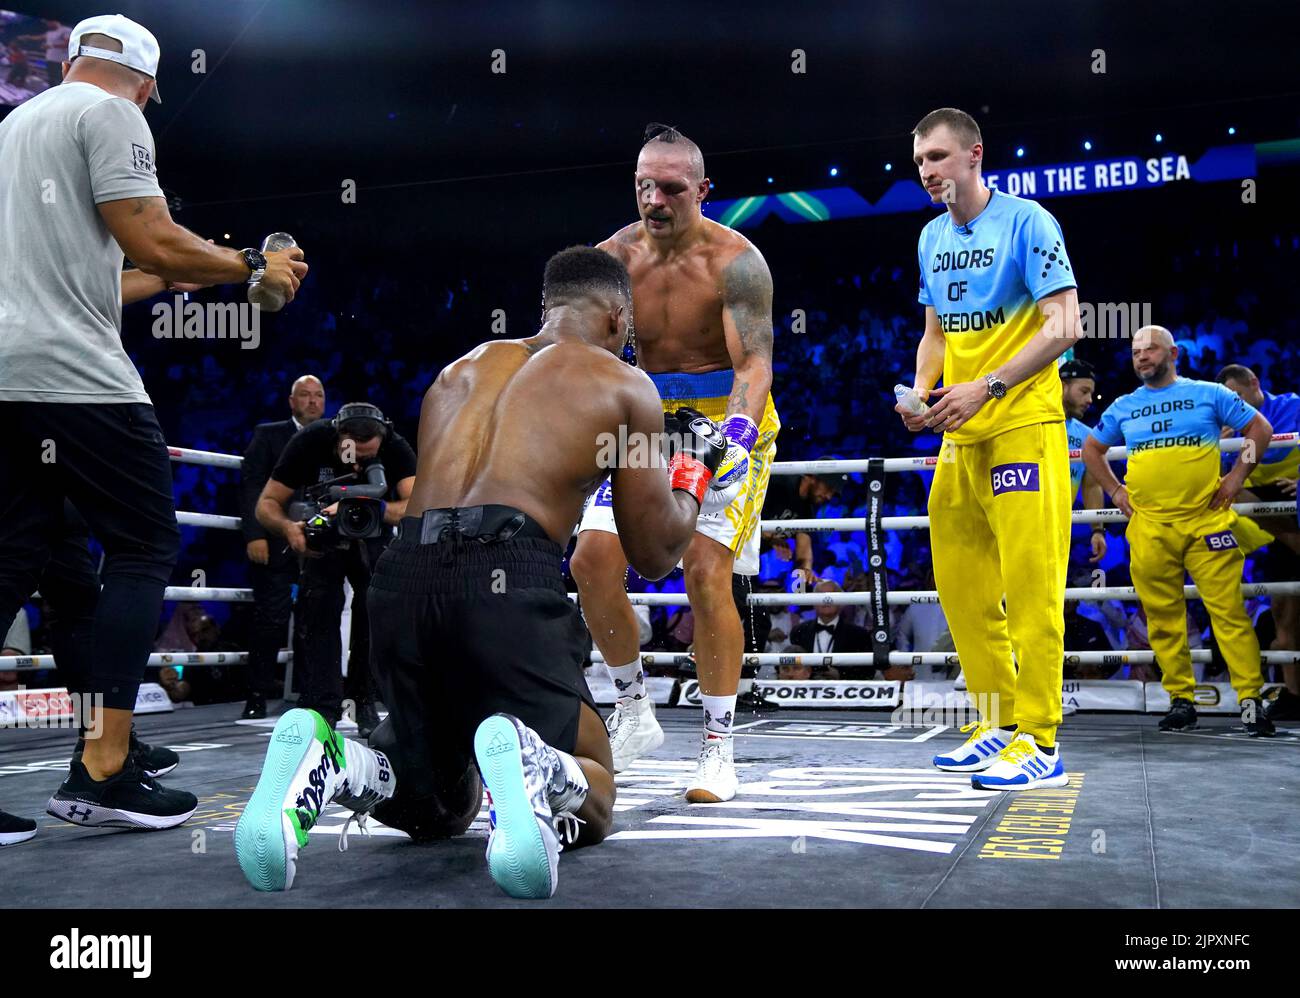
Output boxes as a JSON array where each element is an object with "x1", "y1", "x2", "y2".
[
  {"x1": 648, "y1": 369, "x2": 780, "y2": 437},
  {"x1": 648, "y1": 369, "x2": 735, "y2": 404}
]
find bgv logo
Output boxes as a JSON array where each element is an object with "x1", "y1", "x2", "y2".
[
  {"x1": 1203, "y1": 530, "x2": 1238, "y2": 551},
  {"x1": 990, "y1": 463, "x2": 1039, "y2": 495}
]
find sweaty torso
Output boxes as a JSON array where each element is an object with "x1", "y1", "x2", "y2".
[
  {"x1": 600, "y1": 218, "x2": 751, "y2": 374},
  {"x1": 407, "y1": 339, "x2": 632, "y2": 544}
]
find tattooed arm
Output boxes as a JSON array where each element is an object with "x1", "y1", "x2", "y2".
[
  {"x1": 99, "y1": 196, "x2": 253, "y2": 285},
  {"x1": 99, "y1": 197, "x2": 306, "y2": 302},
  {"x1": 721, "y1": 244, "x2": 775, "y2": 423}
]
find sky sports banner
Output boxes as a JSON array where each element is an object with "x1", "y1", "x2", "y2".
[{"x1": 705, "y1": 143, "x2": 1258, "y2": 228}]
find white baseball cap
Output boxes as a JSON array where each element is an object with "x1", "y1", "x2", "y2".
[{"x1": 68, "y1": 14, "x2": 162, "y2": 103}]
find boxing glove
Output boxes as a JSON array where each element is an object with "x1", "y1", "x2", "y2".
[
  {"x1": 703, "y1": 414, "x2": 758, "y2": 511},
  {"x1": 662, "y1": 407, "x2": 728, "y2": 508}
]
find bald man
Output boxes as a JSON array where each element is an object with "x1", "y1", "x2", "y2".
[
  {"x1": 239, "y1": 375, "x2": 327, "y2": 718},
  {"x1": 570, "y1": 124, "x2": 779, "y2": 801},
  {"x1": 1083, "y1": 326, "x2": 1275, "y2": 735}
]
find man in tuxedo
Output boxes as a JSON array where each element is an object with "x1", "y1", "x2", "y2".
[
  {"x1": 238, "y1": 375, "x2": 325, "y2": 718},
  {"x1": 788, "y1": 580, "x2": 874, "y2": 678}
]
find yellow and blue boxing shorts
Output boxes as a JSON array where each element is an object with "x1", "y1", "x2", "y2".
[{"x1": 579, "y1": 369, "x2": 780, "y2": 575}]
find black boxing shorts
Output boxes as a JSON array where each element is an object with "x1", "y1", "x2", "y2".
[{"x1": 364, "y1": 506, "x2": 595, "y2": 839}]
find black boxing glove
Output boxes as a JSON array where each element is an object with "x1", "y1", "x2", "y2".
[{"x1": 662, "y1": 407, "x2": 727, "y2": 508}]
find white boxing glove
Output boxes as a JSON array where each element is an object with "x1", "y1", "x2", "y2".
[{"x1": 702, "y1": 414, "x2": 757, "y2": 514}]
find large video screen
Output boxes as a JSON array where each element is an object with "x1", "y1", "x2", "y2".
[{"x1": 0, "y1": 10, "x2": 69, "y2": 108}]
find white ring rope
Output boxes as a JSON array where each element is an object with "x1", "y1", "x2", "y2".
[
  {"x1": 176, "y1": 511, "x2": 241, "y2": 530},
  {"x1": 171, "y1": 502, "x2": 1296, "y2": 536},
  {"x1": 773, "y1": 502, "x2": 1296, "y2": 534},
  {"x1": 166, "y1": 433, "x2": 1300, "y2": 474},
  {"x1": 154, "y1": 581, "x2": 1300, "y2": 606},
  {"x1": 772, "y1": 433, "x2": 1299, "y2": 475},
  {"x1": 92, "y1": 434, "x2": 1290, "y2": 680},
  {"x1": 588, "y1": 582, "x2": 1300, "y2": 606},
  {"x1": 0, "y1": 650, "x2": 291, "y2": 672},
  {"x1": 589, "y1": 650, "x2": 1300, "y2": 667}
]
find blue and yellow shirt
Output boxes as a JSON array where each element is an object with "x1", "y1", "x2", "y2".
[
  {"x1": 1090, "y1": 378, "x2": 1258, "y2": 522},
  {"x1": 1066, "y1": 416, "x2": 1091, "y2": 503},
  {"x1": 1245, "y1": 390, "x2": 1300, "y2": 486},
  {"x1": 917, "y1": 189, "x2": 1077, "y2": 443}
]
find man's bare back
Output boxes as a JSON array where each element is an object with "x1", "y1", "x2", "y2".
[
  {"x1": 407, "y1": 337, "x2": 640, "y2": 545},
  {"x1": 405, "y1": 341, "x2": 719, "y2": 585}
]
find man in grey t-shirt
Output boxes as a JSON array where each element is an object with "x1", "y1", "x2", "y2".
[{"x1": 0, "y1": 14, "x2": 307, "y2": 842}]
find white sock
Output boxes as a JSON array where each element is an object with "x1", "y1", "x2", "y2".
[
  {"x1": 547, "y1": 746, "x2": 590, "y2": 815},
  {"x1": 606, "y1": 659, "x2": 646, "y2": 703},
  {"x1": 335, "y1": 738, "x2": 396, "y2": 811},
  {"x1": 701, "y1": 694, "x2": 738, "y2": 738}
]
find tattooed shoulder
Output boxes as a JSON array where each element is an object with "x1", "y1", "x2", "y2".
[{"x1": 722, "y1": 246, "x2": 774, "y2": 362}]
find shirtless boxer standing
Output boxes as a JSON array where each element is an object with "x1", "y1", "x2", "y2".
[
  {"x1": 235, "y1": 247, "x2": 728, "y2": 899},
  {"x1": 570, "y1": 124, "x2": 779, "y2": 801}
]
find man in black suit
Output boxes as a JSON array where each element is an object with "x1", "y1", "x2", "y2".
[
  {"x1": 238, "y1": 375, "x2": 326, "y2": 718},
  {"x1": 788, "y1": 580, "x2": 874, "y2": 678},
  {"x1": 1064, "y1": 593, "x2": 1116, "y2": 680}
]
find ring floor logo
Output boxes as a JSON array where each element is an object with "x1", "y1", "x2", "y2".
[
  {"x1": 210, "y1": 755, "x2": 995, "y2": 855},
  {"x1": 608, "y1": 759, "x2": 999, "y2": 855}
]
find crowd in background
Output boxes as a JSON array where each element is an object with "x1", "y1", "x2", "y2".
[{"x1": 5, "y1": 214, "x2": 1299, "y2": 697}]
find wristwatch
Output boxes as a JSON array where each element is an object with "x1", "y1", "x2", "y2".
[
  {"x1": 983, "y1": 374, "x2": 1008, "y2": 400},
  {"x1": 240, "y1": 247, "x2": 267, "y2": 283}
]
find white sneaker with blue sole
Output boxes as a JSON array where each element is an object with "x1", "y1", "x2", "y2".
[
  {"x1": 971, "y1": 732, "x2": 1069, "y2": 791},
  {"x1": 932, "y1": 720, "x2": 1015, "y2": 772},
  {"x1": 474, "y1": 713, "x2": 561, "y2": 900},
  {"x1": 236, "y1": 709, "x2": 343, "y2": 891}
]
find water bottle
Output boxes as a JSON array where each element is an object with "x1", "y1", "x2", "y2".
[
  {"x1": 894, "y1": 383, "x2": 929, "y2": 416},
  {"x1": 247, "y1": 232, "x2": 297, "y2": 312}
]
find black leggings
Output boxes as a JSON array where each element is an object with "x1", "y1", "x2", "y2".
[{"x1": 0, "y1": 404, "x2": 180, "y2": 711}]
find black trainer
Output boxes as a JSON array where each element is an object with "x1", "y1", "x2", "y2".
[
  {"x1": 1159, "y1": 697, "x2": 1198, "y2": 732},
  {"x1": 73, "y1": 726, "x2": 179, "y2": 778},
  {"x1": 241, "y1": 692, "x2": 267, "y2": 720},
  {"x1": 1241, "y1": 698, "x2": 1276, "y2": 738},
  {"x1": 47, "y1": 757, "x2": 197, "y2": 830},
  {"x1": 1265, "y1": 688, "x2": 1300, "y2": 722},
  {"x1": 737, "y1": 687, "x2": 780, "y2": 713},
  {"x1": 0, "y1": 809, "x2": 38, "y2": 846},
  {"x1": 128, "y1": 729, "x2": 180, "y2": 777}
]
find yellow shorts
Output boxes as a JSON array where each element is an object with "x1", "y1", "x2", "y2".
[{"x1": 578, "y1": 369, "x2": 780, "y2": 575}]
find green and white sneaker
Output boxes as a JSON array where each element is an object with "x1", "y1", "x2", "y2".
[
  {"x1": 474, "y1": 713, "x2": 588, "y2": 900},
  {"x1": 235, "y1": 708, "x2": 393, "y2": 891}
]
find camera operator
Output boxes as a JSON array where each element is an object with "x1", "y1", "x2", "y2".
[
  {"x1": 254, "y1": 402, "x2": 416, "y2": 734},
  {"x1": 238, "y1": 375, "x2": 326, "y2": 719}
]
